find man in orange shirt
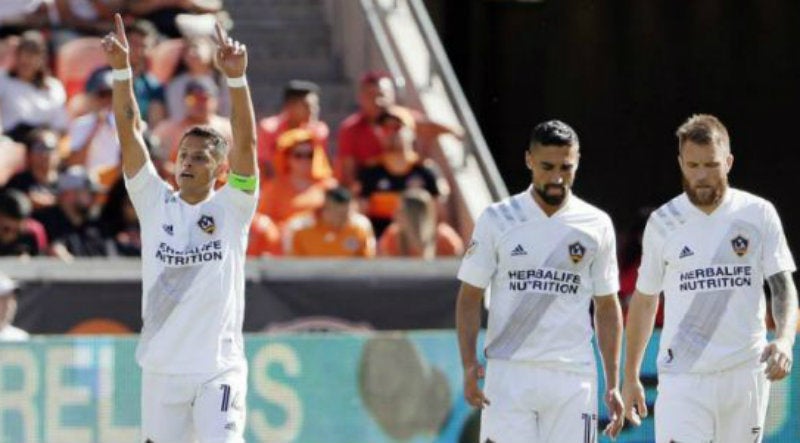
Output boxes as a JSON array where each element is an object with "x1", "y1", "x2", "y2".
[{"x1": 284, "y1": 186, "x2": 375, "y2": 257}]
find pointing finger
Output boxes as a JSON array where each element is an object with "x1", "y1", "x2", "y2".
[
  {"x1": 114, "y1": 13, "x2": 127, "y2": 46},
  {"x1": 214, "y1": 22, "x2": 226, "y2": 47}
]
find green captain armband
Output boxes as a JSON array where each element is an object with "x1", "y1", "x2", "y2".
[{"x1": 228, "y1": 172, "x2": 258, "y2": 192}]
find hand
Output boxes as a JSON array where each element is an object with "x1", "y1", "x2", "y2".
[
  {"x1": 621, "y1": 378, "x2": 647, "y2": 426},
  {"x1": 603, "y1": 388, "x2": 625, "y2": 440},
  {"x1": 761, "y1": 338, "x2": 794, "y2": 381},
  {"x1": 214, "y1": 22, "x2": 247, "y2": 78},
  {"x1": 463, "y1": 363, "x2": 490, "y2": 408},
  {"x1": 100, "y1": 13, "x2": 130, "y2": 70}
]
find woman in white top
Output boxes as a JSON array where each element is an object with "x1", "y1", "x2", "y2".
[{"x1": 0, "y1": 30, "x2": 68, "y2": 141}]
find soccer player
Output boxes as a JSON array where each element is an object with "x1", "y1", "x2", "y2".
[
  {"x1": 622, "y1": 114, "x2": 798, "y2": 443},
  {"x1": 456, "y1": 120, "x2": 625, "y2": 443},
  {"x1": 102, "y1": 14, "x2": 258, "y2": 443}
]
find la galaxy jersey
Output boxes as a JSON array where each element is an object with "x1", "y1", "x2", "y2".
[
  {"x1": 637, "y1": 188, "x2": 795, "y2": 374},
  {"x1": 125, "y1": 162, "x2": 258, "y2": 374},
  {"x1": 458, "y1": 187, "x2": 619, "y2": 372}
]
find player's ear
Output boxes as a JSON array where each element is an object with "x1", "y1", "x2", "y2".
[
  {"x1": 725, "y1": 153, "x2": 734, "y2": 173},
  {"x1": 524, "y1": 150, "x2": 533, "y2": 170}
]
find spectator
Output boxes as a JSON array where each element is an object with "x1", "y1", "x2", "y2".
[
  {"x1": 359, "y1": 106, "x2": 448, "y2": 236},
  {"x1": 247, "y1": 213, "x2": 282, "y2": 257},
  {"x1": 66, "y1": 66, "x2": 122, "y2": 189},
  {"x1": 126, "y1": 20, "x2": 167, "y2": 126},
  {"x1": 378, "y1": 188, "x2": 463, "y2": 259},
  {"x1": 257, "y1": 128, "x2": 336, "y2": 227},
  {"x1": 0, "y1": 188, "x2": 45, "y2": 257},
  {"x1": 33, "y1": 165, "x2": 108, "y2": 259},
  {"x1": 257, "y1": 79, "x2": 327, "y2": 176},
  {"x1": 0, "y1": 273, "x2": 28, "y2": 341},
  {"x1": 98, "y1": 178, "x2": 140, "y2": 256},
  {"x1": 284, "y1": 186, "x2": 375, "y2": 257},
  {"x1": 50, "y1": 0, "x2": 122, "y2": 46},
  {"x1": 0, "y1": 30, "x2": 68, "y2": 141},
  {"x1": 0, "y1": 2, "x2": 53, "y2": 37},
  {"x1": 153, "y1": 77, "x2": 231, "y2": 175},
  {"x1": 336, "y1": 71, "x2": 462, "y2": 187},
  {"x1": 5, "y1": 128, "x2": 60, "y2": 210},
  {"x1": 126, "y1": 0, "x2": 224, "y2": 38},
  {"x1": 165, "y1": 36, "x2": 229, "y2": 120}
]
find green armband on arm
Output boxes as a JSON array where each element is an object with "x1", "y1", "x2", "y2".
[{"x1": 228, "y1": 172, "x2": 258, "y2": 192}]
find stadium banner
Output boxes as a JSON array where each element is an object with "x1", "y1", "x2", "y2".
[{"x1": 0, "y1": 331, "x2": 798, "y2": 443}]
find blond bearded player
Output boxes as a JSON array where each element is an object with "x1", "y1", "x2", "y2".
[
  {"x1": 102, "y1": 14, "x2": 258, "y2": 443},
  {"x1": 456, "y1": 120, "x2": 625, "y2": 443},
  {"x1": 622, "y1": 114, "x2": 798, "y2": 443}
]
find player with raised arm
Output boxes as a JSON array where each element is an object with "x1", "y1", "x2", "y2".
[
  {"x1": 102, "y1": 14, "x2": 258, "y2": 443},
  {"x1": 622, "y1": 114, "x2": 798, "y2": 443},
  {"x1": 456, "y1": 120, "x2": 625, "y2": 443}
]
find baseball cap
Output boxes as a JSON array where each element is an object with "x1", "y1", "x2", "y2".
[
  {"x1": 0, "y1": 274, "x2": 18, "y2": 296},
  {"x1": 85, "y1": 67, "x2": 113, "y2": 95},
  {"x1": 184, "y1": 77, "x2": 218, "y2": 97},
  {"x1": 57, "y1": 166, "x2": 96, "y2": 193}
]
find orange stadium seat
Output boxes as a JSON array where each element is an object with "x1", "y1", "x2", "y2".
[
  {"x1": 150, "y1": 38, "x2": 185, "y2": 84},
  {"x1": 56, "y1": 37, "x2": 108, "y2": 99}
]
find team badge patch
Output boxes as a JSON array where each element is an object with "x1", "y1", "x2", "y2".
[
  {"x1": 198, "y1": 215, "x2": 216, "y2": 234},
  {"x1": 568, "y1": 242, "x2": 586, "y2": 264},
  {"x1": 731, "y1": 235, "x2": 749, "y2": 256}
]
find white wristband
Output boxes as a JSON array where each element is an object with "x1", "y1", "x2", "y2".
[
  {"x1": 112, "y1": 68, "x2": 132, "y2": 82},
  {"x1": 226, "y1": 76, "x2": 247, "y2": 88}
]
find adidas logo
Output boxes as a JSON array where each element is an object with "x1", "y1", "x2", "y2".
[
  {"x1": 679, "y1": 246, "x2": 694, "y2": 259},
  {"x1": 511, "y1": 244, "x2": 527, "y2": 256}
]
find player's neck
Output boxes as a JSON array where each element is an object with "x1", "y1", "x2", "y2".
[
  {"x1": 531, "y1": 189, "x2": 569, "y2": 217},
  {"x1": 692, "y1": 186, "x2": 729, "y2": 215},
  {"x1": 179, "y1": 188, "x2": 212, "y2": 205}
]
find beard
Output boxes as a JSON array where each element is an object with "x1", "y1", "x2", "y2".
[
  {"x1": 683, "y1": 176, "x2": 727, "y2": 207},
  {"x1": 535, "y1": 183, "x2": 568, "y2": 206}
]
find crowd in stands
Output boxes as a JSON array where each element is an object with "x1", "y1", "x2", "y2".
[{"x1": 0, "y1": 3, "x2": 466, "y2": 260}]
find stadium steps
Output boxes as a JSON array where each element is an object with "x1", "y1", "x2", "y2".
[{"x1": 226, "y1": 0, "x2": 353, "y2": 128}]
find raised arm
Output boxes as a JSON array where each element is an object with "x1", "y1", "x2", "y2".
[
  {"x1": 762, "y1": 271, "x2": 798, "y2": 381},
  {"x1": 214, "y1": 23, "x2": 258, "y2": 183},
  {"x1": 102, "y1": 13, "x2": 150, "y2": 179}
]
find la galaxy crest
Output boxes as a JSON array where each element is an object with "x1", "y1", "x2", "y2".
[
  {"x1": 731, "y1": 235, "x2": 749, "y2": 257},
  {"x1": 198, "y1": 215, "x2": 216, "y2": 234},
  {"x1": 568, "y1": 242, "x2": 586, "y2": 264}
]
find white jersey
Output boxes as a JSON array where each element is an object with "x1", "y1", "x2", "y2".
[
  {"x1": 458, "y1": 188, "x2": 619, "y2": 372},
  {"x1": 0, "y1": 324, "x2": 29, "y2": 341},
  {"x1": 637, "y1": 188, "x2": 796, "y2": 374},
  {"x1": 125, "y1": 162, "x2": 257, "y2": 374}
]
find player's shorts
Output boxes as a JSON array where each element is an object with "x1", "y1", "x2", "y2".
[
  {"x1": 480, "y1": 359, "x2": 598, "y2": 443},
  {"x1": 655, "y1": 362, "x2": 769, "y2": 443},
  {"x1": 141, "y1": 365, "x2": 247, "y2": 443}
]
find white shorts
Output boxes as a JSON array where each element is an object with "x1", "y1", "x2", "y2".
[
  {"x1": 655, "y1": 363, "x2": 769, "y2": 443},
  {"x1": 141, "y1": 366, "x2": 247, "y2": 443},
  {"x1": 480, "y1": 359, "x2": 598, "y2": 443}
]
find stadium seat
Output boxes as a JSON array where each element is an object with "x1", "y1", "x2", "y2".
[
  {"x1": 56, "y1": 37, "x2": 108, "y2": 99},
  {"x1": 150, "y1": 38, "x2": 185, "y2": 84}
]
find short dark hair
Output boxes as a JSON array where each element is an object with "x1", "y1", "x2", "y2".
[
  {"x1": 283, "y1": 80, "x2": 320, "y2": 103},
  {"x1": 529, "y1": 120, "x2": 579, "y2": 151},
  {"x1": 178, "y1": 126, "x2": 229, "y2": 161},
  {"x1": 676, "y1": 114, "x2": 730, "y2": 153},
  {"x1": 0, "y1": 189, "x2": 32, "y2": 220}
]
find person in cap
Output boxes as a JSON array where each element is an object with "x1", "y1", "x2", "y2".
[
  {"x1": 32, "y1": 165, "x2": 108, "y2": 259},
  {"x1": 66, "y1": 66, "x2": 123, "y2": 188},
  {"x1": 5, "y1": 128, "x2": 61, "y2": 210},
  {"x1": 257, "y1": 79, "x2": 328, "y2": 177},
  {"x1": 103, "y1": 15, "x2": 258, "y2": 442},
  {"x1": 0, "y1": 188, "x2": 44, "y2": 257},
  {"x1": 153, "y1": 76, "x2": 232, "y2": 178},
  {"x1": 0, "y1": 273, "x2": 29, "y2": 341},
  {"x1": 284, "y1": 186, "x2": 376, "y2": 257}
]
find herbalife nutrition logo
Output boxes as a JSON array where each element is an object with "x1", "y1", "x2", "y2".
[
  {"x1": 679, "y1": 246, "x2": 694, "y2": 259},
  {"x1": 511, "y1": 244, "x2": 527, "y2": 256}
]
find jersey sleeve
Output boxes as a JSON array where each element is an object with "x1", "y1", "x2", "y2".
[
  {"x1": 591, "y1": 216, "x2": 620, "y2": 296},
  {"x1": 123, "y1": 161, "x2": 170, "y2": 224},
  {"x1": 457, "y1": 210, "x2": 497, "y2": 289},
  {"x1": 217, "y1": 183, "x2": 259, "y2": 228},
  {"x1": 762, "y1": 202, "x2": 796, "y2": 277},
  {"x1": 635, "y1": 216, "x2": 666, "y2": 296}
]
